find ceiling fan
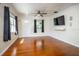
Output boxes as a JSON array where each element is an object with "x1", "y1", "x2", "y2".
[{"x1": 32, "y1": 10, "x2": 47, "y2": 17}]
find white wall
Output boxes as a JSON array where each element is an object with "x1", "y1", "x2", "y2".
[
  {"x1": 49, "y1": 4, "x2": 79, "y2": 47},
  {"x1": 0, "y1": 4, "x2": 19, "y2": 54},
  {"x1": 18, "y1": 4, "x2": 79, "y2": 47},
  {"x1": 19, "y1": 15, "x2": 51, "y2": 37}
]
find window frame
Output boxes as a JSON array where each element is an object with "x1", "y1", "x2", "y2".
[{"x1": 10, "y1": 12, "x2": 16, "y2": 33}]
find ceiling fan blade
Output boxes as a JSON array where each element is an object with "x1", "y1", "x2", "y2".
[
  {"x1": 40, "y1": 14, "x2": 43, "y2": 17},
  {"x1": 32, "y1": 13, "x2": 38, "y2": 14},
  {"x1": 34, "y1": 14, "x2": 37, "y2": 17},
  {"x1": 32, "y1": 10, "x2": 48, "y2": 17},
  {"x1": 41, "y1": 13, "x2": 47, "y2": 14}
]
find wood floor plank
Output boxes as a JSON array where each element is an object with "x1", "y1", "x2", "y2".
[{"x1": 2, "y1": 36, "x2": 79, "y2": 56}]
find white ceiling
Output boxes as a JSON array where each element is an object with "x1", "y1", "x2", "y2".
[{"x1": 12, "y1": 3, "x2": 76, "y2": 16}]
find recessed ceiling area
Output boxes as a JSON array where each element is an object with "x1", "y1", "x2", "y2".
[{"x1": 12, "y1": 3, "x2": 76, "y2": 16}]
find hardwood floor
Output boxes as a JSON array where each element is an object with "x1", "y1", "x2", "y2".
[{"x1": 2, "y1": 36, "x2": 79, "y2": 56}]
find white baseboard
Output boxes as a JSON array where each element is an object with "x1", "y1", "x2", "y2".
[
  {"x1": 0, "y1": 39, "x2": 17, "y2": 56},
  {"x1": 49, "y1": 35, "x2": 79, "y2": 48},
  {"x1": 19, "y1": 34, "x2": 49, "y2": 38}
]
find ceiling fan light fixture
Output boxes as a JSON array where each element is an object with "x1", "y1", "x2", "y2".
[
  {"x1": 33, "y1": 10, "x2": 47, "y2": 17},
  {"x1": 38, "y1": 11, "x2": 41, "y2": 14}
]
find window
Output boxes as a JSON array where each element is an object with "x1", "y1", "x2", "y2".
[
  {"x1": 10, "y1": 13, "x2": 16, "y2": 33},
  {"x1": 34, "y1": 20, "x2": 44, "y2": 33},
  {"x1": 36, "y1": 20, "x2": 42, "y2": 33}
]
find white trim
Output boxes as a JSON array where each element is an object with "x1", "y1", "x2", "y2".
[
  {"x1": 0, "y1": 39, "x2": 17, "y2": 56},
  {"x1": 49, "y1": 35, "x2": 79, "y2": 48},
  {"x1": 19, "y1": 34, "x2": 49, "y2": 37}
]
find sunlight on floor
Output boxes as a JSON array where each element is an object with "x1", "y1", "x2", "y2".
[
  {"x1": 20, "y1": 38, "x2": 24, "y2": 44},
  {"x1": 35, "y1": 40, "x2": 43, "y2": 49},
  {"x1": 11, "y1": 47, "x2": 17, "y2": 56}
]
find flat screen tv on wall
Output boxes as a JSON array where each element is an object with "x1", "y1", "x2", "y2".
[{"x1": 54, "y1": 15, "x2": 65, "y2": 26}]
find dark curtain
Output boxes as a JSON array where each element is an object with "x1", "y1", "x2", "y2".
[
  {"x1": 3, "y1": 6, "x2": 11, "y2": 41},
  {"x1": 34, "y1": 19, "x2": 37, "y2": 33},
  {"x1": 42, "y1": 20, "x2": 44, "y2": 32},
  {"x1": 15, "y1": 16, "x2": 18, "y2": 35}
]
